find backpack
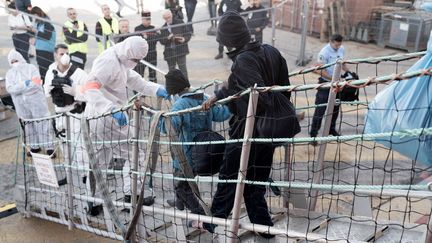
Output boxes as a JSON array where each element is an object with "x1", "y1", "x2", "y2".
[
  {"x1": 191, "y1": 131, "x2": 225, "y2": 176},
  {"x1": 340, "y1": 71, "x2": 360, "y2": 101}
]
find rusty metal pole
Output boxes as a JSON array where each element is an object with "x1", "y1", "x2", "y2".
[{"x1": 309, "y1": 60, "x2": 342, "y2": 211}]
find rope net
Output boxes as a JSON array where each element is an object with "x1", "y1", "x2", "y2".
[{"x1": 14, "y1": 49, "x2": 432, "y2": 242}]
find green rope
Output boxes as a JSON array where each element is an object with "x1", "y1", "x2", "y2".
[
  {"x1": 23, "y1": 162, "x2": 431, "y2": 192},
  {"x1": 24, "y1": 126, "x2": 432, "y2": 148}
]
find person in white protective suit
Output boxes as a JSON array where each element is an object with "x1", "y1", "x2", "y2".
[
  {"x1": 44, "y1": 43, "x2": 92, "y2": 204},
  {"x1": 82, "y1": 36, "x2": 169, "y2": 213},
  {"x1": 5, "y1": 49, "x2": 54, "y2": 156}
]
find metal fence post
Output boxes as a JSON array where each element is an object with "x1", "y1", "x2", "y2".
[
  {"x1": 130, "y1": 105, "x2": 141, "y2": 242},
  {"x1": 296, "y1": 0, "x2": 311, "y2": 66},
  {"x1": 228, "y1": 89, "x2": 259, "y2": 243},
  {"x1": 65, "y1": 115, "x2": 75, "y2": 230},
  {"x1": 309, "y1": 60, "x2": 342, "y2": 211},
  {"x1": 271, "y1": 6, "x2": 276, "y2": 46}
]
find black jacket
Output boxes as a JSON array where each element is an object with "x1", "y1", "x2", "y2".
[
  {"x1": 218, "y1": 0, "x2": 242, "y2": 16},
  {"x1": 215, "y1": 42, "x2": 290, "y2": 138},
  {"x1": 159, "y1": 19, "x2": 192, "y2": 60},
  {"x1": 134, "y1": 24, "x2": 159, "y2": 61},
  {"x1": 244, "y1": 5, "x2": 268, "y2": 34}
]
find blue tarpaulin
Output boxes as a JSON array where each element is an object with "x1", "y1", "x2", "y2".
[{"x1": 364, "y1": 33, "x2": 432, "y2": 166}]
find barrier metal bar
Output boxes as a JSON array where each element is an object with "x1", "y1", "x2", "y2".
[
  {"x1": 228, "y1": 89, "x2": 259, "y2": 242},
  {"x1": 309, "y1": 60, "x2": 342, "y2": 211},
  {"x1": 1, "y1": 6, "x2": 104, "y2": 40},
  {"x1": 65, "y1": 116, "x2": 75, "y2": 230},
  {"x1": 271, "y1": 6, "x2": 276, "y2": 46},
  {"x1": 115, "y1": 1, "x2": 290, "y2": 39},
  {"x1": 130, "y1": 105, "x2": 141, "y2": 242},
  {"x1": 18, "y1": 185, "x2": 333, "y2": 242}
]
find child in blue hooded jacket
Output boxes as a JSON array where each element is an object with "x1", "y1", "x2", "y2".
[{"x1": 163, "y1": 69, "x2": 231, "y2": 213}]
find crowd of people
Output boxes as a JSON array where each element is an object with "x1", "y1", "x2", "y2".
[{"x1": 4, "y1": 0, "x2": 348, "y2": 239}]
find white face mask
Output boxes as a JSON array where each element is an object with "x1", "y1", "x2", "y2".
[
  {"x1": 60, "y1": 54, "x2": 70, "y2": 66},
  {"x1": 124, "y1": 59, "x2": 139, "y2": 69},
  {"x1": 11, "y1": 62, "x2": 20, "y2": 68}
]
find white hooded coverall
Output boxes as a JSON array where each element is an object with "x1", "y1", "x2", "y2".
[
  {"x1": 5, "y1": 50, "x2": 53, "y2": 151},
  {"x1": 83, "y1": 36, "x2": 162, "y2": 196},
  {"x1": 45, "y1": 62, "x2": 90, "y2": 196}
]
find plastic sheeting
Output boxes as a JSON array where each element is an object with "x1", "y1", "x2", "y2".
[{"x1": 364, "y1": 33, "x2": 432, "y2": 166}]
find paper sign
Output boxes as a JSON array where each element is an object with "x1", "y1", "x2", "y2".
[
  {"x1": 32, "y1": 152, "x2": 59, "y2": 188},
  {"x1": 400, "y1": 23, "x2": 409, "y2": 31}
]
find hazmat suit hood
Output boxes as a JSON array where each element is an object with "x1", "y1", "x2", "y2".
[
  {"x1": 114, "y1": 36, "x2": 149, "y2": 69},
  {"x1": 7, "y1": 49, "x2": 27, "y2": 68}
]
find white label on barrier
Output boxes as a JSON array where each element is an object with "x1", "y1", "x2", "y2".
[
  {"x1": 32, "y1": 152, "x2": 59, "y2": 188},
  {"x1": 400, "y1": 23, "x2": 409, "y2": 31}
]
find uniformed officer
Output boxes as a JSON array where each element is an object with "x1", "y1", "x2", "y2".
[
  {"x1": 63, "y1": 8, "x2": 89, "y2": 69},
  {"x1": 310, "y1": 34, "x2": 350, "y2": 145},
  {"x1": 95, "y1": 4, "x2": 119, "y2": 53}
]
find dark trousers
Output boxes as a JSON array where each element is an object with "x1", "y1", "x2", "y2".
[
  {"x1": 185, "y1": 0, "x2": 197, "y2": 23},
  {"x1": 206, "y1": 142, "x2": 275, "y2": 230},
  {"x1": 12, "y1": 33, "x2": 30, "y2": 63},
  {"x1": 166, "y1": 55, "x2": 188, "y2": 79},
  {"x1": 174, "y1": 170, "x2": 206, "y2": 215},
  {"x1": 70, "y1": 52, "x2": 87, "y2": 70},
  {"x1": 36, "y1": 50, "x2": 54, "y2": 82},
  {"x1": 208, "y1": 1, "x2": 217, "y2": 26},
  {"x1": 134, "y1": 58, "x2": 157, "y2": 82},
  {"x1": 310, "y1": 89, "x2": 340, "y2": 136},
  {"x1": 252, "y1": 31, "x2": 263, "y2": 44}
]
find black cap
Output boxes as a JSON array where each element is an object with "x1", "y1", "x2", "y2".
[
  {"x1": 165, "y1": 69, "x2": 190, "y2": 95},
  {"x1": 217, "y1": 10, "x2": 251, "y2": 48},
  {"x1": 141, "y1": 11, "x2": 151, "y2": 18}
]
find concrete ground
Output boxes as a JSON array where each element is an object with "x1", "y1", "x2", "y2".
[{"x1": 0, "y1": 0, "x2": 423, "y2": 242}]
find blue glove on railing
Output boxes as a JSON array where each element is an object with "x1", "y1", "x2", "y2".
[
  {"x1": 156, "y1": 87, "x2": 170, "y2": 100},
  {"x1": 112, "y1": 110, "x2": 128, "y2": 127},
  {"x1": 24, "y1": 80, "x2": 31, "y2": 87}
]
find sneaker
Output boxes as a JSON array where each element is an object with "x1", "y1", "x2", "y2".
[
  {"x1": 124, "y1": 195, "x2": 155, "y2": 206},
  {"x1": 188, "y1": 220, "x2": 206, "y2": 232},
  {"x1": 57, "y1": 177, "x2": 67, "y2": 186},
  {"x1": 88, "y1": 204, "x2": 103, "y2": 216},
  {"x1": 329, "y1": 130, "x2": 340, "y2": 137},
  {"x1": 167, "y1": 198, "x2": 185, "y2": 210},
  {"x1": 258, "y1": 232, "x2": 275, "y2": 239},
  {"x1": 27, "y1": 148, "x2": 41, "y2": 157},
  {"x1": 214, "y1": 53, "x2": 223, "y2": 60},
  {"x1": 46, "y1": 149, "x2": 56, "y2": 159}
]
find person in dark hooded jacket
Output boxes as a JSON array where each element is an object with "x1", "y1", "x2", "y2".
[{"x1": 200, "y1": 10, "x2": 291, "y2": 238}]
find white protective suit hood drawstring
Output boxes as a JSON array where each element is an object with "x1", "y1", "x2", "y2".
[
  {"x1": 7, "y1": 49, "x2": 27, "y2": 68},
  {"x1": 114, "y1": 36, "x2": 149, "y2": 70}
]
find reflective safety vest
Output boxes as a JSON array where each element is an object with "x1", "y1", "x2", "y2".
[
  {"x1": 64, "y1": 20, "x2": 89, "y2": 54},
  {"x1": 97, "y1": 17, "x2": 119, "y2": 53}
]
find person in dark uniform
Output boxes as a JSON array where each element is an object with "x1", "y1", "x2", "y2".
[{"x1": 134, "y1": 11, "x2": 159, "y2": 82}]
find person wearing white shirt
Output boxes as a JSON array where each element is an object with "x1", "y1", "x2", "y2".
[
  {"x1": 310, "y1": 34, "x2": 350, "y2": 145},
  {"x1": 7, "y1": 2, "x2": 33, "y2": 62}
]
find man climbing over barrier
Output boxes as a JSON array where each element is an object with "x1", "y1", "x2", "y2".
[
  {"x1": 201, "y1": 10, "x2": 299, "y2": 238},
  {"x1": 81, "y1": 36, "x2": 170, "y2": 214}
]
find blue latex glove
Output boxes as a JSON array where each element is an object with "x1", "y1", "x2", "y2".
[
  {"x1": 156, "y1": 87, "x2": 170, "y2": 100},
  {"x1": 112, "y1": 111, "x2": 128, "y2": 127},
  {"x1": 24, "y1": 79, "x2": 31, "y2": 87}
]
